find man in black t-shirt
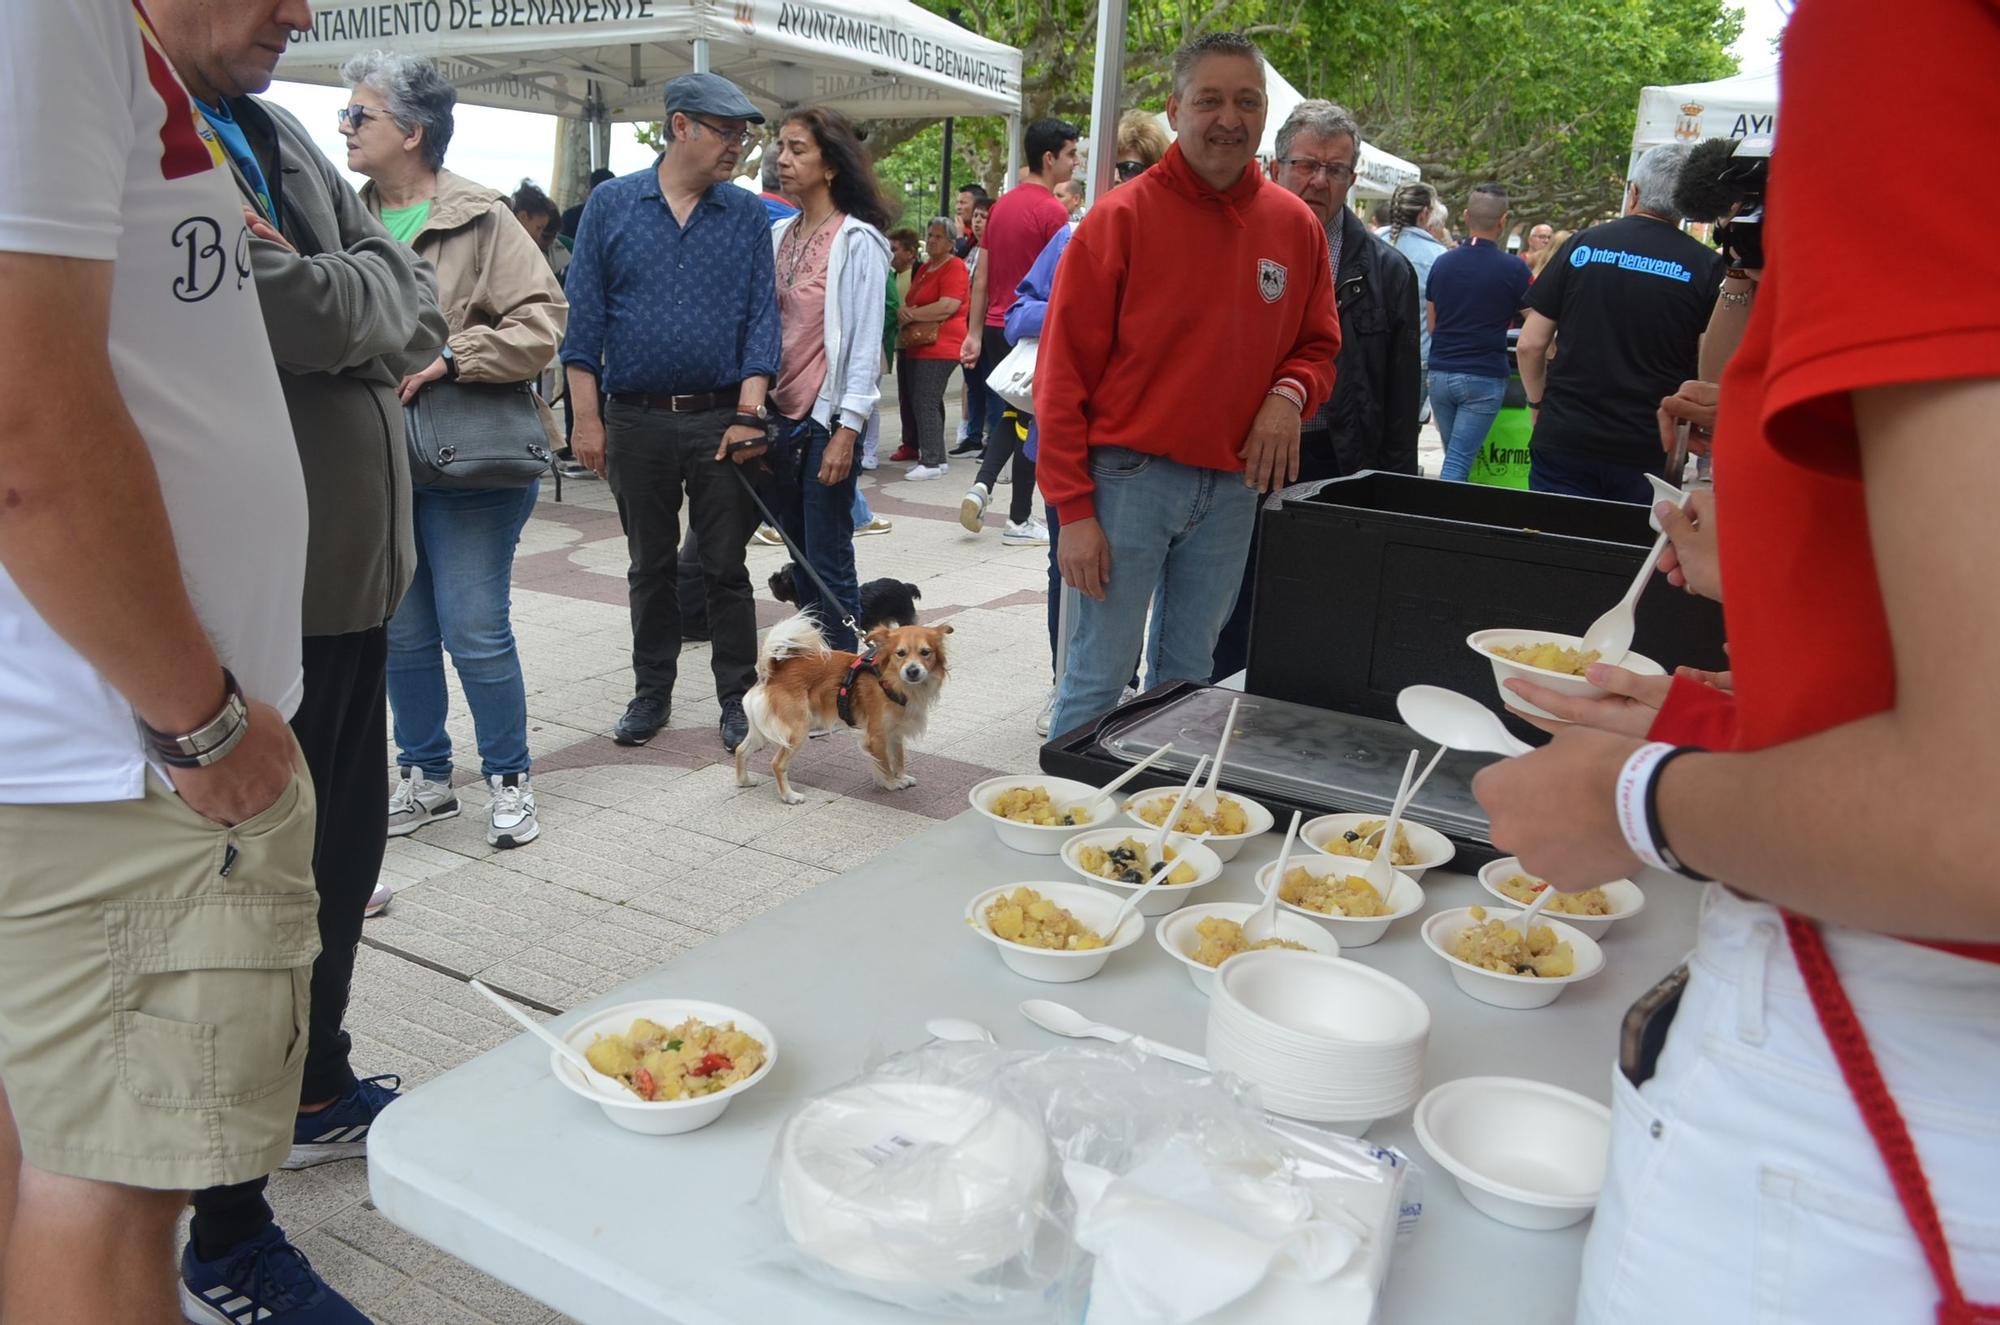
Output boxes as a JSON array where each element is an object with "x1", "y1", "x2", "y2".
[{"x1": 1517, "y1": 143, "x2": 1725, "y2": 501}]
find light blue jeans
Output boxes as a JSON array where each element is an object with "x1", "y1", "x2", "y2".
[
  {"x1": 386, "y1": 482, "x2": 538, "y2": 781},
  {"x1": 1429, "y1": 369, "x2": 1508, "y2": 482},
  {"x1": 1048, "y1": 449, "x2": 1258, "y2": 738}
]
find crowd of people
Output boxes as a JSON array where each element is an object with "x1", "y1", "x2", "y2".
[{"x1": 1, "y1": 1, "x2": 1995, "y2": 1323}]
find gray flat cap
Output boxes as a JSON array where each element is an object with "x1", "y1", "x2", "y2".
[{"x1": 663, "y1": 73, "x2": 764, "y2": 124}]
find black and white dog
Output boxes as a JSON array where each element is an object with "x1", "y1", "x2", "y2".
[{"x1": 767, "y1": 567, "x2": 923, "y2": 633}]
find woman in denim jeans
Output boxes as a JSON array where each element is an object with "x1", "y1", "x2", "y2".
[
  {"x1": 766, "y1": 106, "x2": 893, "y2": 651},
  {"x1": 348, "y1": 53, "x2": 567, "y2": 849}
]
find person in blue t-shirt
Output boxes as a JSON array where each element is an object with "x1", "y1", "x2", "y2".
[{"x1": 1423, "y1": 184, "x2": 1531, "y2": 481}]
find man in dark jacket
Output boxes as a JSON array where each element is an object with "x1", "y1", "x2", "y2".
[
  {"x1": 1210, "y1": 99, "x2": 1421, "y2": 680},
  {"x1": 171, "y1": 32, "x2": 449, "y2": 1318}
]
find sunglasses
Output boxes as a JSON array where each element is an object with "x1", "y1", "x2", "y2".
[
  {"x1": 1113, "y1": 159, "x2": 1146, "y2": 180},
  {"x1": 336, "y1": 105, "x2": 385, "y2": 131}
]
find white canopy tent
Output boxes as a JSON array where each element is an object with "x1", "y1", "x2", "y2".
[
  {"x1": 1629, "y1": 68, "x2": 1777, "y2": 175},
  {"x1": 278, "y1": 0, "x2": 1024, "y2": 171},
  {"x1": 1147, "y1": 65, "x2": 1420, "y2": 203}
]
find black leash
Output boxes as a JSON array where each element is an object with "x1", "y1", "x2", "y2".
[{"x1": 727, "y1": 459, "x2": 860, "y2": 638}]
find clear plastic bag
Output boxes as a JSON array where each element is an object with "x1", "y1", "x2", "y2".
[{"x1": 756, "y1": 1039, "x2": 1417, "y2": 1321}]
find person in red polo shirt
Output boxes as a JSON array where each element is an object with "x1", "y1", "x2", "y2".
[
  {"x1": 1471, "y1": 0, "x2": 2000, "y2": 1318},
  {"x1": 957, "y1": 116, "x2": 1079, "y2": 545},
  {"x1": 1035, "y1": 31, "x2": 1339, "y2": 739}
]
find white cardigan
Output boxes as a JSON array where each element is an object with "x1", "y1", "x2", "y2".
[{"x1": 770, "y1": 213, "x2": 891, "y2": 434}]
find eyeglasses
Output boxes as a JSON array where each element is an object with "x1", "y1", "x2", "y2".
[
  {"x1": 1277, "y1": 157, "x2": 1357, "y2": 183},
  {"x1": 690, "y1": 118, "x2": 755, "y2": 149},
  {"x1": 1114, "y1": 159, "x2": 1146, "y2": 181},
  {"x1": 335, "y1": 105, "x2": 383, "y2": 131}
]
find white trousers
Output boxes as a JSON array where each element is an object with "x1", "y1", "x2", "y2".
[{"x1": 1577, "y1": 884, "x2": 2000, "y2": 1323}]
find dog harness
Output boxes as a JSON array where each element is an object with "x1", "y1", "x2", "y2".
[{"x1": 836, "y1": 646, "x2": 907, "y2": 729}]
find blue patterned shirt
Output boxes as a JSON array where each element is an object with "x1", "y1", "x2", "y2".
[{"x1": 560, "y1": 162, "x2": 780, "y2": 395}]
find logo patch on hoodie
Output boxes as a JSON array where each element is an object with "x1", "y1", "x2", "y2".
[{"x1": 1257, "y1": 258, "x2": 1287, "y2": 303}]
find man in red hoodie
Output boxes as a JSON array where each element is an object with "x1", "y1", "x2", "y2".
[{"x1": 1035, "y1": 31, "x2": 1339, "y2": 737}]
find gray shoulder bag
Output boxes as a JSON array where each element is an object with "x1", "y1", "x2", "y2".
[{"x1": 404, "y1": 379, "x2": 552, "y2": 489}]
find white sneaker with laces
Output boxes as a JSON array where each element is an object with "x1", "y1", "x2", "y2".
[
  {"x1": 386, "y1": 767, "x2": 457, "y2": 838},
  {"x1": 906, "y1": 464, "x2": 948, "y2": 481},
  {"x1": 1035, "y1": 688, "x2": 1057, "y2": 737},
  {"x1": 1002, "y1": 516, "x2": 1051, "y2": 546},
  {"x1": 959, "y1": 483, "x2": 990, "y2": 533},
  {"x1": 487, "y1": 773, "x2": 539, "y2": 848},
  {"x1": 364, "y1": 881, "x2": 394, "y2": 918}
]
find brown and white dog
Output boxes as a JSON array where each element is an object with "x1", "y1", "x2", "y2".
[{"x1": 734, "y1": 614, "x2": 953, "y2": 804}]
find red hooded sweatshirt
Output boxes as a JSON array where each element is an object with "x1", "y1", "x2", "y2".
[{"x1": 1033, "y1": 142, "x2": 1340, "y2": 523}]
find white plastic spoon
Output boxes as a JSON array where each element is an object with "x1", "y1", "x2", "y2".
[
  {"x1": 1397, "y1": 685, "x2": 1534, "y2": 758},
  {"x1": 1366, "y1": 745, "x2": 1447, "y2": 849},
  {"x1": 1582, "y1": 477, "x2": 1693, "y2": 664},
  {"x1": 1364, "y1": 750, "x2": 1420, "y2": 892},
  {"x1": 1108, "y1": 829, "x2": 1216, "y2": 935},
  {"x1": 470, "y1": 980, "x2": 628, "y2": 1100},
  {"x1": 1149, "y1": 754, "x2": 1211, "y2": 856},
  {"x1": 1018, "y1": 999, "x2": 1210, "y2": 1070},
  {"x1": 1503, "y1": 881, "x2": 1558, "y2": 941},
  {"x1": 926, "y1": 1018, "x2": 996, "y2": 1044},
  {"x1": 1198, "y1": 696, "x2": 1243, "y2": 812},
  {"x1": 1241, "y1": 811, "x2": 1302, "y2": 943},
  {"x1": 1061, "y1": 742, "x2": 1176, "y2": 824}
]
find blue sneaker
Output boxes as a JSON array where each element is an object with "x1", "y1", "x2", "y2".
[
  {"x1": 282, "y1": 1073, "x2": 401, "y2": 1171},
  {"x1": 179, "y1": 1224, "x2": 368, "y2": 1324}
]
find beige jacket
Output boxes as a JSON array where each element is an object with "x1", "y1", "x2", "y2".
[{"x1": 363, "y1": 168, "x2": 568, "y2": 450}]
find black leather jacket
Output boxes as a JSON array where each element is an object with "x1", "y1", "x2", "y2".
[{"x1": 1301, "y1": 207, "x2": 1423, "y2": 478}]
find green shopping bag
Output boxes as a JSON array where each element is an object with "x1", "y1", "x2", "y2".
[{"x1": 1467, "y1": 373, "x2": 1533, "y2": 489}]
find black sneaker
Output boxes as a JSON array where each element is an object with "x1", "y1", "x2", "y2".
[
  {"x1": 614, "y1": 695, "x2": 668, "y2": 746},
  {"x1": 720, "y1": 697, "x2": 750, "y2": 753},
  {"x1": 948, "y1": 438, "x2": 983, "y2": 457}
]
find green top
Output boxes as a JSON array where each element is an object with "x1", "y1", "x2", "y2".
[{"x1": 379, "y1": 200, "x2": 432, "y2": 245}]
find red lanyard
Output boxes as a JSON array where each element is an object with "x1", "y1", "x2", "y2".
[{"x1": 1783, "y1": 914, "x2": 2000, "y2": 1323}]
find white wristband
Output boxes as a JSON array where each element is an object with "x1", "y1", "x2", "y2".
[{"x1": 1615, "y1": 742, "x2": 1677, "y2": 872}]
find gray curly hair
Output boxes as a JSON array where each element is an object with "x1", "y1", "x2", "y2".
[{"x1": 340, "y1": 51, "x2": 458, "y2": 172}]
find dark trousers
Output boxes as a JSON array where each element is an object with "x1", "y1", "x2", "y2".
[
  {"x1": 189, "y1": 626, "x2": 387, "y2": 1256},
  {"x1": 604, "y1": 399, "x2": 760, "y2": 704},
  {"x1": 1211, "y1": 429, "x2": 1347, "y2": 681},
  {"x1": 895, "y1": 355, "x2": 920, "y2": 455},
  {"x1": 1528, "y1": 446, "x2": 1662, "y2": 504},
  {"x1": 972, "y1": 326, "x2": 1035, "y2": 524},
  {"x1": 770, "y1": 415, "x2": 862, "y2": 652}
]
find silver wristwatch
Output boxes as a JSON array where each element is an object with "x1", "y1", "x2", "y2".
[{"x1": 140, "y1": 669, "x2": 250, "y2": 768}]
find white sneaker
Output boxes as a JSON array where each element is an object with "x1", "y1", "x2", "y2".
[
  {"x1": 959, "y1": 484, "x2": 990, "y2": 533},
  {"x1": 364, "y1": 880, "x2": 394, "y2": 918},
  {"x1": 487, "y1": 773, "x2": 539, "y2": 848},
  {"x1": 386, "y1": 767, "x2": 458, "y2": 838},
  {"x1": 860, "y1": 457, "x2": 879, "y2": 471},
  {"x1": 906, "y1": 463, "x2": 948, "y2": 481},
  {"x1": 1002, "y1": 516, "x2": 1050, "y2": 546},
  {"x1": 1035, "y1": 688, "x2": 1057, "y2": 737}
]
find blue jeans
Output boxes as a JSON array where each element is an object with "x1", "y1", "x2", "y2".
[
  {"x1": 386, "y1": 482, "x2": 538, "y2": 782},
  {"x1": 851, "y1": 487, "x2": 874, "y2": 529},
  {"x1": 771, "y1": 415, "x2": 861, "y2": 651},
  {"x1": 1430, "y1": 369, "x2": 1508, "y2": 482},
  {"x1": 1048, "y1": 450, "x2": 1258, "y2": 738},
  {"x1": 1528, "y1": 447, "x2": 1662, "y2": 503}
]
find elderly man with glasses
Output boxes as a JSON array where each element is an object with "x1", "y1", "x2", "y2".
[{"x1": 562, "y1": 72, "x2": 780, "y2": 755}]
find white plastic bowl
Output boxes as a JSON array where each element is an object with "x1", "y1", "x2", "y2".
[
  {"x1": 549, "y1": 998, "x2": 777, "y2": 1135},
  {"x1": 778, "y1": 1081, "x2": 1048, "y2": 1284},
  {"x1": 1119, "y1": 789, "x2": 1274, "y2": 862},
  {"x1": 968, "y1": 775, "x2": 1108, "y2": 854},
  {"x1": 1217, "y1": 949, "x2": 1431, "y2": 1048},
  {"x1": 1414, "y1": 1076, "x2": 1611, "y2": 1230},
  {"x1": 966, "y1": 880, "x2": 1145, "y2": 983},
  {"x1": 1303, "y1": 812, "x2": 1455, "y2": 881},
  {"x1": 1477, "y1": 857, "x2": 1645, "y2": 941},
  {"x1": 1421, "y1": 907, "x2": 1606, "y2": 1010},
  {"x1": 1154, "y1": 902, "x2": 1340, "y2": 995},
  {"x1": 1468, "y1": 628, "x2": 1665, "y2": 723},
  {"x1": 1060, "y1": 828, "x2": 1223, "y2": 916},
  {"x1": 1255, "y1": 855, "x2": 1425, "y2": 947}
]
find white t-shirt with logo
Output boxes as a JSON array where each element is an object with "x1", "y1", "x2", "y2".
[{"x1": 0, "y1": 0, "x2": 308, "y2": 804}]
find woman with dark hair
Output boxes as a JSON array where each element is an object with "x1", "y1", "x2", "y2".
[
  {"x1": 898, "y1": 217, "x2": 971, "y2": 478},
  {"x1": 767, "y1": 106, "x2": 893, "y2": 650},
  {"x1": 1385, "y1": 181, "x2": 1448, "y2": 417}
]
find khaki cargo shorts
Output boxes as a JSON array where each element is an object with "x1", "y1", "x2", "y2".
[{"x1": 0, "y1": 757, "x2": 320, "y2": 1191}]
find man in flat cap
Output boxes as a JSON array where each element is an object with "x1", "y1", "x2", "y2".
[{"x1": 563, "y1": 72, "x2": 780, "y2": 753}]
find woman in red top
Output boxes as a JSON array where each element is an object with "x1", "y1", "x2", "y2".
[
  {"x1": 1473, "y1": 0, "x2": 2000, "y2": 1320},
  {"x1": 895, "y1": 217, "x2": 970, "y2": 479}
]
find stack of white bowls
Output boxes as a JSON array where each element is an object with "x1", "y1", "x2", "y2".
[{"x1": 1204, "y1": 951, "x2": 1429, "y2": 1132}]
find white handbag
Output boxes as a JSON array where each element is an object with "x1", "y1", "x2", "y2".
[{"x1": 990, "y1": 336, "x2": 1039, "y2": 413}]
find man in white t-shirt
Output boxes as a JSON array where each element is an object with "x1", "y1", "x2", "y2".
[{"x1": 0, "y1": 1, "x2": 316, "y2": 1320}]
